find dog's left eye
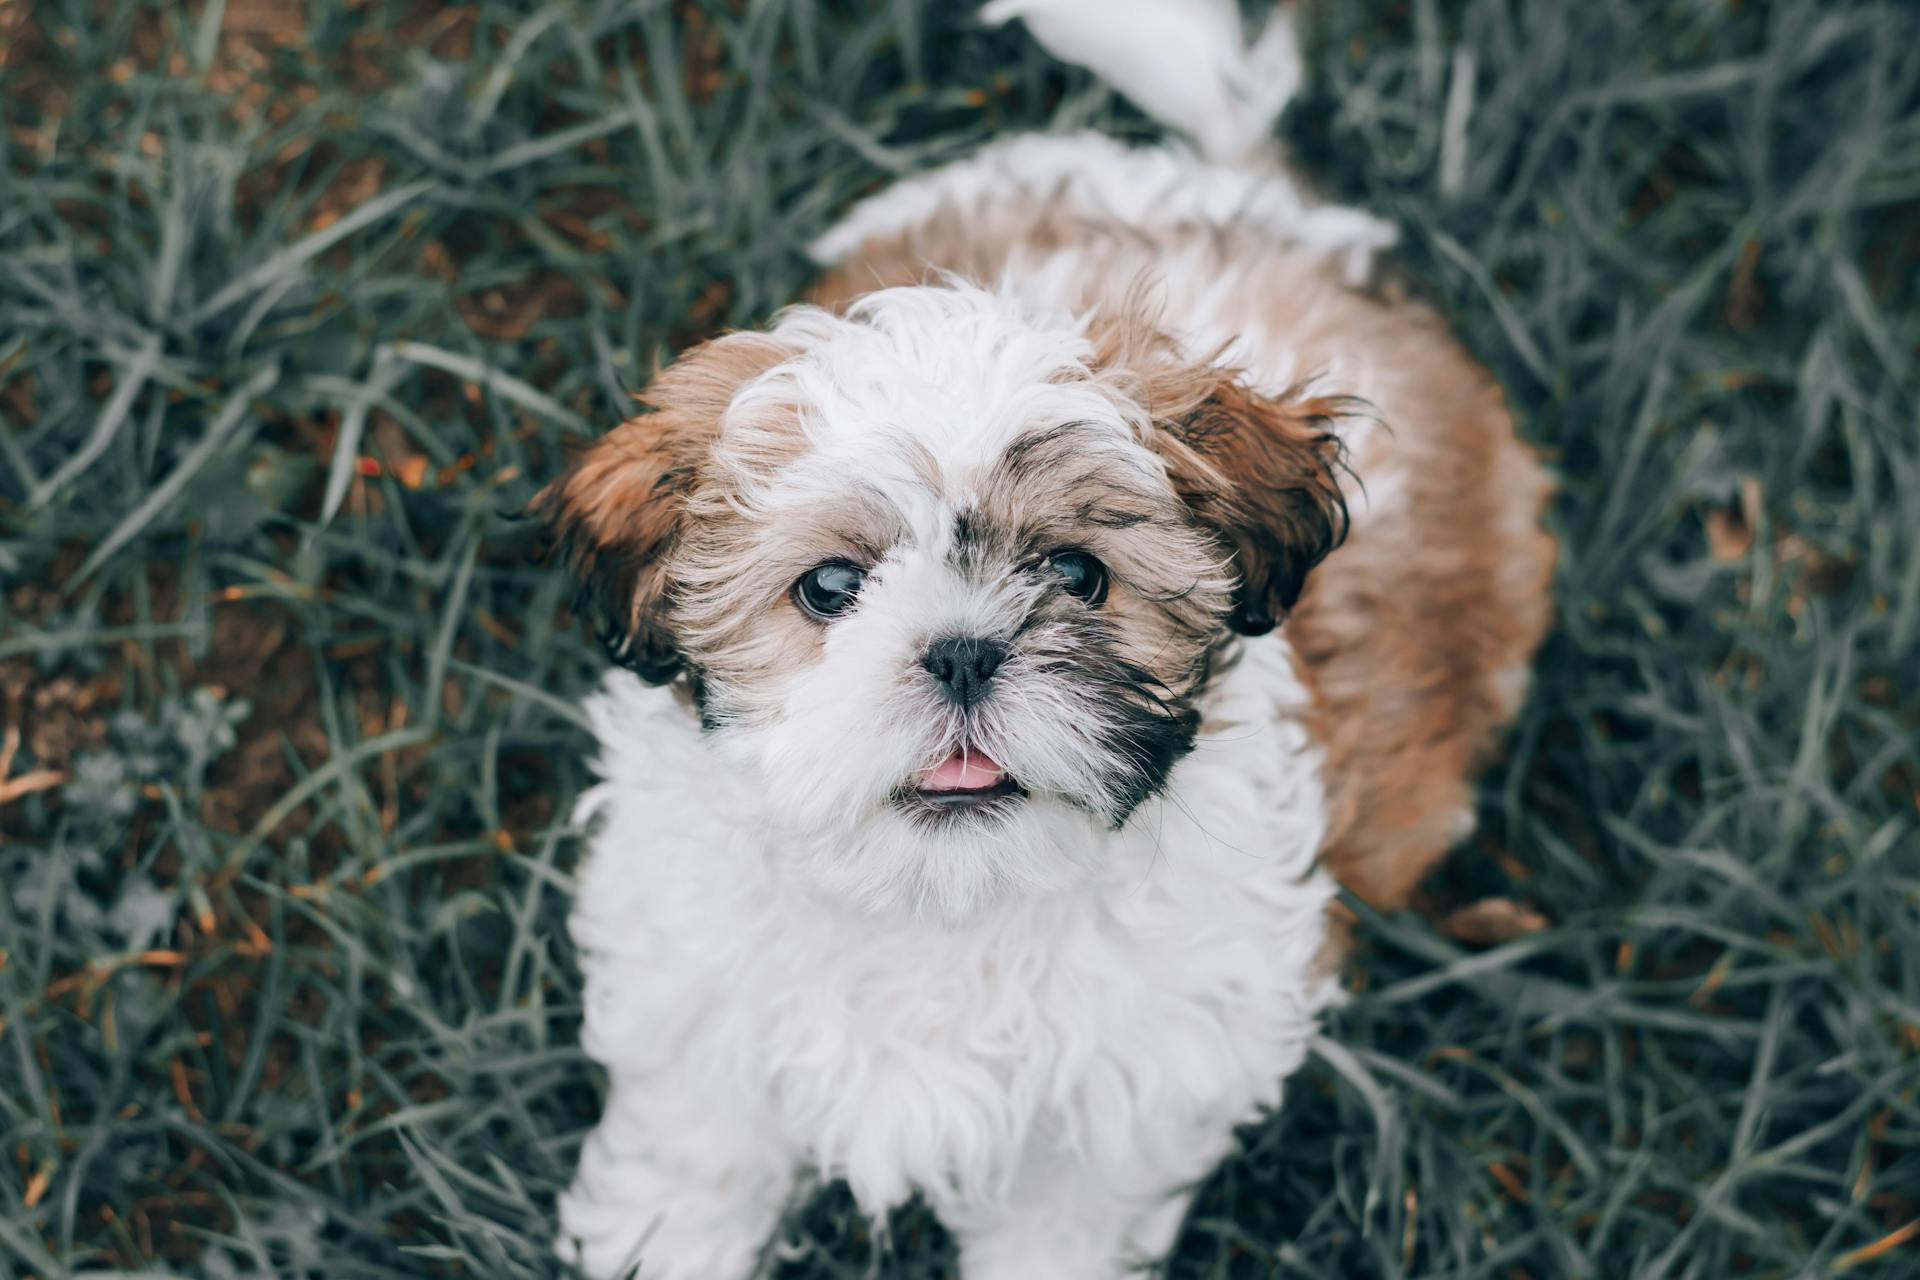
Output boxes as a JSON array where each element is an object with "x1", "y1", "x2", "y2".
[
  {"x1": 1046, "y1": 550, "x2": 1108, "y2": 606},
  {"x1": 794, "y1": 561, "x2": 865, "y2": 620}
]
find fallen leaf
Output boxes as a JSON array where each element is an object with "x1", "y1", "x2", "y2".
[
  {"x1": 0, "y1": 767, "x2": 64, "y2": 805},
  {"x1": 1704, "y1": 475, "x2": 1762, "y2": 561},
  {"x1": 392, "y1": 454, "x2": 429, "y2": 490},
  {"x1": 1440, "y1": 897, "x2": 1550, "y2": 945}
]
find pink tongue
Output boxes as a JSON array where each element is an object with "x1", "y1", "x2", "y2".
[{"x1": 919, "y1": 749, "x2": 1006, "y2": 792}]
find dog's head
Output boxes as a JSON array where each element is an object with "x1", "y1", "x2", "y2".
[{"x1": 539, "y1": 284, "x2": 1348, "y2": 919}]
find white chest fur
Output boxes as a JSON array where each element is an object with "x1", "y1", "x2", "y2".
[{"x1": 568, "y1": 634, "x2": 1336, "y2": 1217}]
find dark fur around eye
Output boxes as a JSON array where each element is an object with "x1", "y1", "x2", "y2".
[{"x1": 1022, "y1": 611, "x2": 1203, "y2": 825}]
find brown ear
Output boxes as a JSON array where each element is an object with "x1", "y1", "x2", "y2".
[
  {"x1": 1149, "y1": 377, "x2": 1354, "y2": 636},
  {"x1": 532, "y1": 333, "x2": 789, "y2": 682}
]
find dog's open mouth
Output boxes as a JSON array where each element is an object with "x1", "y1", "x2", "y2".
[{"x1": 905, "y1": 748, "x2": 1026, "y2": 814}]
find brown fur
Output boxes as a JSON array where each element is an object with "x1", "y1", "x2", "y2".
[
  {"x1": 966, "y1": 422, "x2": 1230, "y2": 700},
  {"x1": 1284, "y1": 306, "x2": 1555, "y2": 907},
  {"x1": 669, "y1": 484, "x2": 903, "y2": 692},
  {"x1": 1085, "y1": 319, "x2": 1353, "y2": 637},
  {"x1": 811, "y1": 203, "x2": 1100, "y2": 312},
  {"x1": 533, "y1": 331, "x2": 792, "y2": 682}
]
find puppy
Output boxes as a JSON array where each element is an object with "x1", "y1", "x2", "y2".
[{"x1": 542, "y1": 3, "x2": 1554, "y2": 1276}]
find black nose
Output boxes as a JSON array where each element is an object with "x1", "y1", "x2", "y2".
[{"x1": 922, "y1": 636, "x2": 1007, "y2": 708}]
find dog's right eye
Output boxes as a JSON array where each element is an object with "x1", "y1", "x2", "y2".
[{"x1": 794, "y1": 562, "x2": 865, "y2": 620}]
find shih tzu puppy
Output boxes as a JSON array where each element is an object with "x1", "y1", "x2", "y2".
[{"x1": 540, "y1": 1, "x2": 1554, "y2": 1276}]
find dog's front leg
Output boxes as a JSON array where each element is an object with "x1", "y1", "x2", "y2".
[
  {"x1": 556, "y1": 1066, "x2": 792, "y2": 1280},
  {"x1": 948, "y1": 1137, "x2": 1212, "y2": 1280}
]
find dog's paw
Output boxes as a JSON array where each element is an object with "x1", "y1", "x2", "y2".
[{"x1": 556, "y1": 1168, "x2": 771, "y2": 1280}]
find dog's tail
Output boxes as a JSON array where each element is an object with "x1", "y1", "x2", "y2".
[
  {"x1": 808, "y1": 0, "x2": 1394, "y2": 276},
  {"x1": 981, "y1": 0, "x2": 1304, "y2": 164}
]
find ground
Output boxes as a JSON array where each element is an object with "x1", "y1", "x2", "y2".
[{"x1": 1, "y1": 0, "x2": 1917, "y2": 1276}]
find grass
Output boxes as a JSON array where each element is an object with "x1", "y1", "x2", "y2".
[{"x1": 1, "y1": 0, "x2": 1916, "y2": 1276}]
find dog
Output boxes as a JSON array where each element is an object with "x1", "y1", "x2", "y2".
[{"x1": 540, "y1": 2, "x2": 1554, "y2": 1275}]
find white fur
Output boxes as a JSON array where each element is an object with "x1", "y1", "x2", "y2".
[
  {"x1": 560, "y1": 636, "x2": 1336, "y2": 1279},
  {"x1": 981, "y1": 0, "x2": 1302, "y2": 164},
  {"x1": 808, "y1": 132, "x2": 1397, "y2": 286}
]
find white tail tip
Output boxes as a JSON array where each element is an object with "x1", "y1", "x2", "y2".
[{"x1": 982, "y1": 0, "x2": 1304, "y2": 163}]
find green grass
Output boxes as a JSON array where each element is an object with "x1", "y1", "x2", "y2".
[{"x1": 2, "y1": 0, "x2": 1917, "y2": 1276}]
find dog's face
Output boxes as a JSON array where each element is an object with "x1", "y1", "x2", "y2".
[{"x1": 541, "y1": 285, "x2": 1347, "y2": 919}]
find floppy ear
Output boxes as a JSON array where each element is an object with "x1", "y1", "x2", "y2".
[
  {"x1": 1147, "y1": 374, "x2": 1354, "y2": 636},
  {"x1": 533, "y1": 333, "x2": 789, "y2": 682},
  {"x1": 1087, "y1": 309, "x2": 1353, "y2": 634}
]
